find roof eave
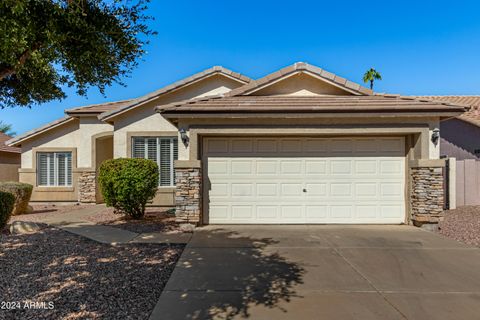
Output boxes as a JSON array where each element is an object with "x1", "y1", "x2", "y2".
[
  {"x1": 160, "y1": 110, "x2": 464, "y2": 120},
  {"x1": 6, "y1": 116, "x2": 76, "y2": 147},
  {"x1": 99, "y1": 67, "x2": 251, "y2": 121}
]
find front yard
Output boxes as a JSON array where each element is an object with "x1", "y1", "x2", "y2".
[
  {"x1": 438, "y1": 205, "x2": 480, "y2": 247},
  {"x1": 0, "y1": 226, "x2": 183, "y2": 320}
]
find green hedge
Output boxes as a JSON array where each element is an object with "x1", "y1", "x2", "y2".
[
  {"x1": 98, "y1": 158, "x2": 159, "y2": 219},
  {"x1": 0, "y1": 191, "x2": 15, "y2": 230},
  {"x1": 0, "y1": 182, "x2": 33, "y2": 216}
]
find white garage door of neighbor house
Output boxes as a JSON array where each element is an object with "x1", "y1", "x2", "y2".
[{"x1": 204, "y1": 137, "x2": 406, "y2": 224}]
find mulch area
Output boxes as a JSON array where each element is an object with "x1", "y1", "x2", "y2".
[
  {"x1": 86, "y1": 207, "x2": 184, "y2": 234},
  {"x1": 438, "y1": 205, "x2": 480, "y2": 247},
  {"x1": 0, "y1": 227, "x2": 183, "y2": 320},
  {"x1": 8, "y1": 204, "x2": 90, "y2": 224}
]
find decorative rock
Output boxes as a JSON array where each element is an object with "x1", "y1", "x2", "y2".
[
  {"x1": 25, "y1": 205, "x2": 34, "y2": 215},
  {"x1": 9, "y1": 221, "x2": 42, "y2": 234},
  {"x1": 179, "y1": 223, "x2": 196, "y2": 233}
]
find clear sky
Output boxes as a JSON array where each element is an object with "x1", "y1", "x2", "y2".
[{"x1": 2, "y1": 0, "x2": 480, "y2": 135}]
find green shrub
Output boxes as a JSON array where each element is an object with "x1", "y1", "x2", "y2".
[
  {"x1": 0, "y1": 182, "x2": 33, "y2": 216},
  {"x1": 98, "y1": 158, "x2": 159, "y2": 219},
  {"x1": 0, "y1": 191, "x2": 15, "y2": 230}
]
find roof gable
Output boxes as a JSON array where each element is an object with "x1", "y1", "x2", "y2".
[
  {"x1": 98, "y1": 66, "x2": 250, "y2": 121},
  {"x1": 226, "y1": 62, "x2": 373, "y2": 97}
]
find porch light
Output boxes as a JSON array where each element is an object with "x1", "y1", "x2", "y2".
[
  {"x1": 431, "y1": 128, "x2": 440, "y2": 146},
  {"x1": 179, "y1": 128, "x2": 189, "y2": 147}
]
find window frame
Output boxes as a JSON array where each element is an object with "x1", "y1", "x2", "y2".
[
  {"x1": 131, "y1": 136, "x2": 178, "y2": 187},
  {"x1": 36, "y1": 151, "x2": 73, "y2": 187}
]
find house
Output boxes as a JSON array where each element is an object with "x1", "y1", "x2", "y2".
[
  {"x1": 7, "y1": 62, "x2": 466, "y2": 225},
  {"x1": 416, "y1": 96, "x2": 480, "y2": 160},
  {"x1": 0, "y1": 132, "x2": 21, "y2": 181}
]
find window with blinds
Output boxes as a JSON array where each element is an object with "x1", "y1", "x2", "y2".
[
  {"x1": 132, "y1": 137, "x2": 178, "y2": 186},
  {"x1": 37, "y1": 152, "x2": 72, "y2": 186}
]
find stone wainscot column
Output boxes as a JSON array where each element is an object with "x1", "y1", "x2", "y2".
[
  {"x1": 78, "y1": 170, "x2": 96, "y2": 203},
  {"x1": 174, "y1": 160, "x2": 202, "y2": 225},
  {"x1": 409, "y1": 159, "x2": 445, "y2": 227}
]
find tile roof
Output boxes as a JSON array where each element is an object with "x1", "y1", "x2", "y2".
[
  {"x1": 415, "y1": 96, "x2": 480, "y2": 127},
  {"x1": 7, "y1": 116, "x2": 76, "y2": 147},
  {"x1": 65, "y1": 99, "x2": 135, "y2": 115},
  {"x1": 158, "y1": 95, "x2": 467, "y2": 115},
  {"x1": 225, "y1": 62, "x2": 373, "y2": 97},
  {"x1": 98, "y1": 66, "x2": 250, "y2": 121},
  {"x1": 0, "y1": 132, "x2": 20, "y2": 153}
]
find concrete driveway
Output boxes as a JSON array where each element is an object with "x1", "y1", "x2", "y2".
[{"x1": 150, "y1": 225, "x2": 480, "y2": 320}]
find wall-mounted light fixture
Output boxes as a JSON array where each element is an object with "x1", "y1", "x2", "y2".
[
  {"x1": 431, "y1": 128, "x2": 440, "y2": 146},
  {"x1": 179, "y1": 128, "x2": 189, "y2": 147}
]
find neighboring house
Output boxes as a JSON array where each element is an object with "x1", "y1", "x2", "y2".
[
  {"x1": 0, "y1": 132, "x2": 21, "y2": 181},
  {"x1": 416, "y1": 96, "x2": 480, "y2": 160},
  {"x1": 7, "y1": 62, "x2": 466, "y2": 225}
]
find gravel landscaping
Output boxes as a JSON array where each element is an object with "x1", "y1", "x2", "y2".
[
  {"x1": 9, "y1": 204, "x2": 90, "y2": 224},
  {"x1": 438, "y1": 205, "x2": 480, "y2": 247},
  {"x1": 0, "y1": 227, "x2": 183, "y2": 320},
  {"x1": 86, "y1": 207, "x2": 183, "y2": 234}
]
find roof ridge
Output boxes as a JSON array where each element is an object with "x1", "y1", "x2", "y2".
[{"x1": 224, "y1": 62, "x2": 373, "y2": 97}]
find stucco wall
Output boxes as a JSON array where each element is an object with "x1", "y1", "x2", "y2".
[
  {"x1": 21, "y1": 118, "x2": 113, "y2": 169},
  {"x1": 177, "y1": 116, "x2": 440, "y2": 162},
  {"x1": 440, "y1": 118, "x2": 480, "y2": 160},
  {"x1": 113, "y1": 74, "x2": 242, "y2": 158},
  {"x1": 252, "y1": 72, "x2": 353, "y2": 96}
]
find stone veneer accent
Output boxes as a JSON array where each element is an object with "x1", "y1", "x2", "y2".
[
  {"x1": 175, "y1": 167, "x2": 201, "y2": 224},
  {"x1": 78, "y1": 171, "x2": 96, "y2": 203},
  {"x1": 410, "y1": 167, "x2": 444, "y2": 220}
]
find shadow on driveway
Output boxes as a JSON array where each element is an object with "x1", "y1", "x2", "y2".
[{"x1": 151, "y1": 227, "x2": 305, "y2": 319}]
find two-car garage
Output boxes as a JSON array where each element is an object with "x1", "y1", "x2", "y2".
[{"x1": 203, "y1": 137, "x2": 406, "y2": 224}]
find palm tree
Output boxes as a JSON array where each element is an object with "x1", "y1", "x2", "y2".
[
  {"x1": 0, "y1": 121, "x2": 16, "y2": 136},
  {"x1": 363, "y1": 68, "x2": 382, "y2": 90}
]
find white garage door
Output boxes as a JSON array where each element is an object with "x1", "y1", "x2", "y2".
[{"x1": 204, "y1": 137, "x2": 405, "y2": 224}]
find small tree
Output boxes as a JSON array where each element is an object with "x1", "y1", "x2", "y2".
[
  {"x1": 98, "y1": 158, "x2": 158, "y2": 219},
  {"x1": 363, "y1": 68, "x2": 382, "y2": 90}
]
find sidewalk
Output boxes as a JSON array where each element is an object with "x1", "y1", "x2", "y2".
[{"x1": 40, "y1": 205, "x2": 192, "y2": 245}]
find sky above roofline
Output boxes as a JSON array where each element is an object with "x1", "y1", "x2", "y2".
[{"x1": 2, "y1": 0, "x2": 480, "y2": 135}]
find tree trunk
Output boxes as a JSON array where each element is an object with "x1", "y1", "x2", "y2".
[
  {"x1": 0, "y1": 45, "x2": 40, "y2": 81},
  {"x1": 370, "y1": 80, "x2": 373, "y2": 90}
]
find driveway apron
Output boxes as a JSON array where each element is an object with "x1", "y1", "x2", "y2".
[{"x1": 150, "y1": 225, "x2": 480, "y2": 320}]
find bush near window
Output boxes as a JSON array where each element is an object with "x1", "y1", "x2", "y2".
[
  {"x1": 0, "y1": 182, "x2": 33, "y2": 216},
  {"x1": 98, "y1": 158, "x2": 159, "y2": 219},
  {"x1": 0, "y1": 191, "x2": 15, "y2": 230}
]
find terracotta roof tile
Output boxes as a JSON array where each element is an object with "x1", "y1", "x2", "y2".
[
  {"x1": 225, "y1": 62, "x2": 374, "y2": 97},
  {"x1": 158, "y1": 95, "x2": 466, "y2": 115},
  {"x1": 98, "y1": 66, "x2": 251, "y2": 121},
  {"x1": 65, "y1": 99, "x2": 135, "y2": 115},
  {"x1": 0, "y1": 132, "x2": 21, "y2": 153},
  {"x1": 415, "y1": 96, "x2": 480, "y2": 127}
]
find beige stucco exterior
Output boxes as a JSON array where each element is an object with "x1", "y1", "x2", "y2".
[{"x1": 10, "y1": 64, "x2": 460, "y2": 211}]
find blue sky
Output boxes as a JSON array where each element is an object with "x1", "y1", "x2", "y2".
[{"x1": 3, "y1": 0, "x2": 480, "y2": 135}]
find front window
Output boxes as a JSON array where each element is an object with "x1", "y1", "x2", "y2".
[
  {"x1": 132, "y1": 137, "x2": 178, "y2": 186},
  {"x1": 37, "y1": 152, "x2": 72, "y2": 186}
]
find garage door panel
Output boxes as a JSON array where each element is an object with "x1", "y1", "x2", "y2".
[{"x1": 205, "y1": 137, "x2": 405, "y2": 224}]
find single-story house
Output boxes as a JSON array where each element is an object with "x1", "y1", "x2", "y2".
[
  {"x1": 7, "y1": 62, "x2": 467, "y2": 225},
  {"x1": 0, "y1": 132, "x2": 21, "y2": 181}
]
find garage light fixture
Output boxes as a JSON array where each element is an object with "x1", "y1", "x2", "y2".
[
  {"x1": 179, "y1": 128, "x2": 189, "y2": 147},
  {"x1": 431, "y1": 128, "x2": 440, "y2": 146}
]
